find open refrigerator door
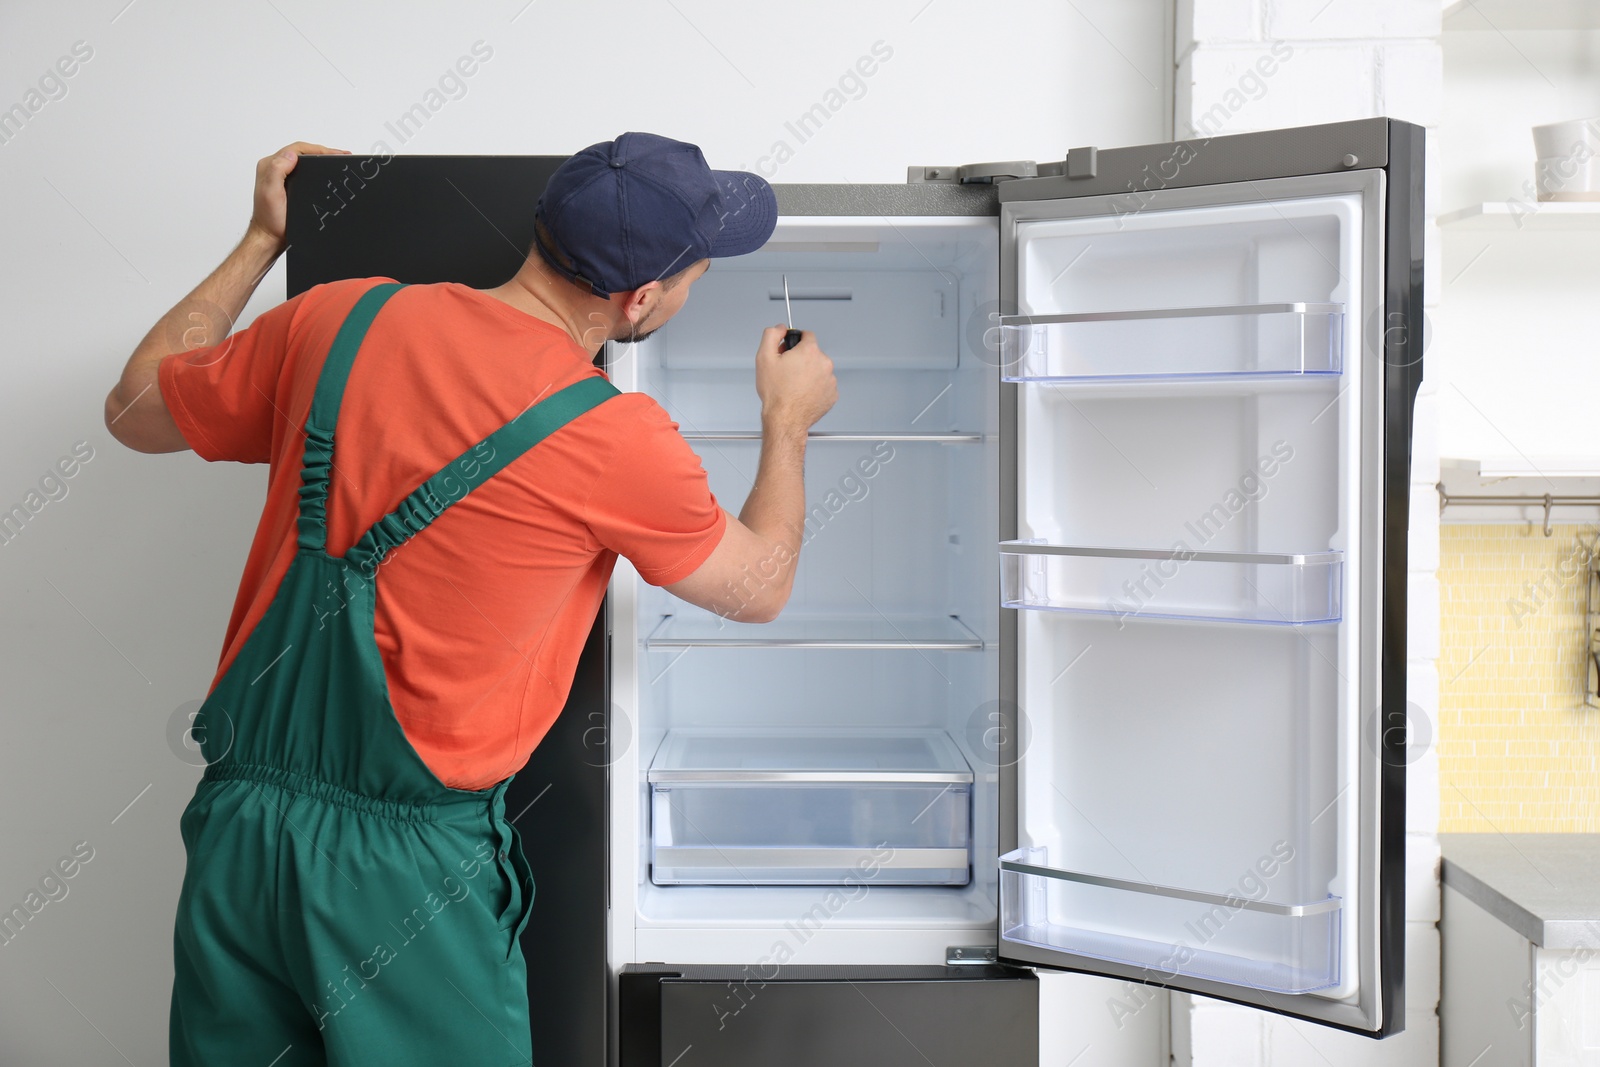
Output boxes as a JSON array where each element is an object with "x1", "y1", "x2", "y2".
[{"x1": 994, "y1": 120, "x2": 1421, "y2": 1036}]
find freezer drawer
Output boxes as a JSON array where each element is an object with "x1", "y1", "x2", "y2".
[
  {"x1": 647, "y1": 729, "x2": 974, "y2": 886},
  {"x1": 619, "y1": 964, "x2": 1039, "y2": 1067}
]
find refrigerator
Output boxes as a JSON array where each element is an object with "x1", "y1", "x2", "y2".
[{"x1": 285, "y1": 115, "x2": 1423, "y2": 1065}]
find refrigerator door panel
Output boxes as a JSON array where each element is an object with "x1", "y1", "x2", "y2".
[{"x1": 996, "y1": 119, "x2": 1421, "y2": 1036}]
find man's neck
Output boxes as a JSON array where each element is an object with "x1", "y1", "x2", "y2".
[{"x1": 483, "y1": 264, "x2": 612, "y2": 356}]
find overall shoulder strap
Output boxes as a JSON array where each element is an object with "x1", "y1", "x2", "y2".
[
  {"x1": 297, "y1": 281, "x2": 409, "y2": 554},
  {"x1": 341, "y1": 374, "x2": 621, "y2": 575}
]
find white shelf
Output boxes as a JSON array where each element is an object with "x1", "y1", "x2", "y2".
[
  {"x1": 1439, "y1": 201, "x2": 1600, "y2": 229},
  {"x1": 1444, "y1": 0, "x2": 1600, "y2": 32},
  {"x1": 645, "y1": 612, "x2": 984, "y2": 650}
]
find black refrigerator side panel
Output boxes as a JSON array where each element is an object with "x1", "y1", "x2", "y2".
[
  {"x1": 285, "y1": 154, "x2": 612, "y2": 1066},
  {"x1": 620, "y1": 966, "x2": 1038, "y2": 1067},
  {"x1": 1378, "y1": 118, "x2": 1426, "y2": 1034},
  {"x1": 509, "y1": 602, "x2": 611, "y2": 1065}
]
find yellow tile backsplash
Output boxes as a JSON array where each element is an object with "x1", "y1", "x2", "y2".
[{"x1": 1440, "y1": 523, "x2": 1600, "y2": 831}]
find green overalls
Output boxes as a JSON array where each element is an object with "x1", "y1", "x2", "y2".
[{"x1": 169, "y1": 282, "x2": 618, "y2": 1067}]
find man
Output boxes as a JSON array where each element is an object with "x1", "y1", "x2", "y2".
[{"x1": 106, "y1": 133, "x2": 836, "y2": 1067}]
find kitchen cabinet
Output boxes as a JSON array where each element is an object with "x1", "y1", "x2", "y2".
[{"x1": 1441, "y1": 834, "x2": 1600, "y2": 1067}]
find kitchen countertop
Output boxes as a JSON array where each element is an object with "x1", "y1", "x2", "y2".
[{"x1": 1440, "y1": 833, "x2": 1600, "y2": 949}]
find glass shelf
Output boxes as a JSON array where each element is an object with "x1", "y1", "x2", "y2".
[
  {"x1": 1000, "y1": 847, "x2": 1341, "y2": 994},
  {"x1": 1000, "y1": 542, "x2": 1343, "y2": 625},
  {"x1": 645, "y1": 613, "x2": 984, "y2": 650},
  {"x1": 998, "y1": 302, "x2": 1344, "y2": 383}
]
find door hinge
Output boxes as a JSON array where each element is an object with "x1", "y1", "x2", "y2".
[
  {"x1": 946, "y1": 944, "x2": 1000, "y2": 965},
  {"x1": 1065, "y1": 145, "x2": 1098, "y2": 179},
  {"x1": 907, "y1": 161, "x2": 1038, "y2": 185}
]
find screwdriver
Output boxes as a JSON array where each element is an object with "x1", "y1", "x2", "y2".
[{"x1": 780, "y1": 274, "x2": 803, "y2": 353}]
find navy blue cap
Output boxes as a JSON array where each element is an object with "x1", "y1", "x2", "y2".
[{"x1": 533, "y1": 132, "x2": 777, "y2": 298}]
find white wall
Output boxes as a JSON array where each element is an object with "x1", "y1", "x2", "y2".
[
  {"x1": 1173, "y1": 2, "x2": 1442, "y2": 1065},
  {"x1": 0, "y1": 1, "x2": 1171, "y2": 1063}
]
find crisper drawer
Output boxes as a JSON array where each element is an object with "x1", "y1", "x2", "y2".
[{"x1": 647, "y1": 729, "x2": 973, "y2": 887}]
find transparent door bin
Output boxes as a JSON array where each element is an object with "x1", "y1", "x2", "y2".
[
  {"x1": 998, "y1": 303, "x2": 1343, "y2": 383},
  {"x1": 648, "y1": 729, "x2": 973, "y2": 887},
  {"x1": 1000, "y1": 542, "x2": 1343, "y2": 625},
  {"x1": 1000, "y1": 848, "x2": 1341, "y2": 994}
]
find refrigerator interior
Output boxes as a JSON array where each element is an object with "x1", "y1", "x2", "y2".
[
  {"x1": 1003, "y1": 189, "x2": 1369, "y2": 998},
  {"x1": 611, "y1": 216, "x2": 1002, "y2": 964}
]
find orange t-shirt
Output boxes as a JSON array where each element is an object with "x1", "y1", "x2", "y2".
[{"x1": 159, "y1": 277, "x2": 725, "y2": 790}]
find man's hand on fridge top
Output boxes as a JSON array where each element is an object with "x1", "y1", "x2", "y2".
[
  {"x1": 248, "y1": 141, "x2": 351, "y2": 251},
  {"x1": 755, "y1": 323, "x2": 837, "y2": 432},
  {"x1": 106, "y1": 140, "x2": 349, "y2": 454}
]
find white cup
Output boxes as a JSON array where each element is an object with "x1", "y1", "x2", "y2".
[
  {"x1": 1532, "y1": 117, "x2": 1600, "y2": 159},
  {"x1": 1534, "y1": 155, "x2": 1600, "y2": 201}
]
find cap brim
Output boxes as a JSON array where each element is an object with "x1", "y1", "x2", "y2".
[{"x1": 705, "y1": 170, "x2": 778, "y2": 258}]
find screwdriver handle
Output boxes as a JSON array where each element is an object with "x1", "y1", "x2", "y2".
[{"x1": 781, "y1": 328, "x2": 803, "y2": 353}]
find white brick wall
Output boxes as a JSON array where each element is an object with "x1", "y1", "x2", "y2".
[{"x1": 1176, "y1": 1, "x2": 1443, "y2": 1064}]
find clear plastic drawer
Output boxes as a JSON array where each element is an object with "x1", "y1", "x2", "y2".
[
  {"x1": 1000, "y1": 847, "x2": 1341, "y2": 994},
  {"x1": 1000, "y1": 542, "x2": 1343, "y2": 625},
  {"x1": 998, "y1": 302, "x2": 1343, "y2": 383},
  {"x1": 648, "y1": 729, "x2": 973, "y2": 887}
]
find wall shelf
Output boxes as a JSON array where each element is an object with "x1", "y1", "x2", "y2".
[
  {"x1": 1438, "y1": 458, "x2": 1600, "y2": 529},
  {"x1": 1443, "y1": 0, "x2": 1600, "y2": 32},
  {"x1": 1439, "y1": 201, "x2": 1600, "y2": 230}
]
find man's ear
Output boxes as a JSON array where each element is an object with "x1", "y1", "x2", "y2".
[{"x1": 619, "y1": 280, "x2": 664, "y2": 325}]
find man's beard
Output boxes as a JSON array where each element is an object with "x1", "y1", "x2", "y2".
[{"x1": 613, "y1": 309, "x2": 666, "y2": 345}]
